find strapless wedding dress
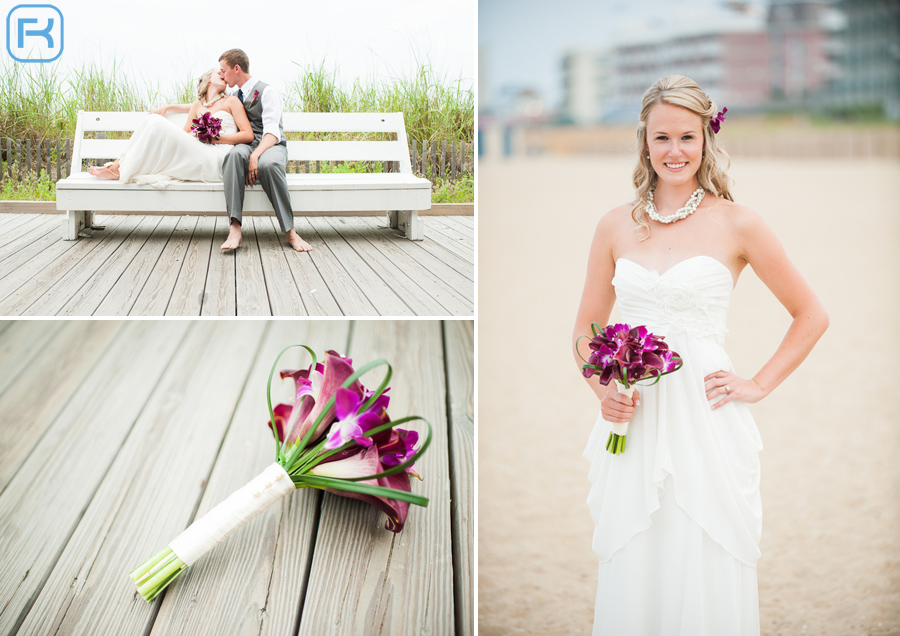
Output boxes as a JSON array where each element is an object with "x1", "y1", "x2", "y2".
[
  {"x1": 583, "y1": 255, "x2": 762, "y2": 635},
  {"x1": 118, "y1": 110, "x2": 238, "y2": 185}
]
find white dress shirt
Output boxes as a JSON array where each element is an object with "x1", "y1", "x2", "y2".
[{"x1": 229, "y1": 77, "x2": 284, "y2": 142}]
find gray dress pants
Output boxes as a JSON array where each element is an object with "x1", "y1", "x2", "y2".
[{"x1": 223, "y1": 141, "x2": 293, "y2": 233}]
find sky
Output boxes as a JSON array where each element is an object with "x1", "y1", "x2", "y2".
[
  {"x1": 3, "y1": 0, "x2": 475, "y2": 102},
  {"x1": 478, "y1": 0, "x2": 769, "y2": 112}
]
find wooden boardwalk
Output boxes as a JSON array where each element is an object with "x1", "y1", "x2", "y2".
[
  {"x1": 0, "y1": 214, "x2": 474, "y2": 317},
  {"x1": 0, "y1": 319, "x2": 473, "y2": 636}
]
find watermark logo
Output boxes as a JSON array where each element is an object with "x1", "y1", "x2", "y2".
[{"x1": 6, "y1": 4, "x2": 63, "y2": 63}]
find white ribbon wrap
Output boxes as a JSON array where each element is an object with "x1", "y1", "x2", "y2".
[
  {"x1": 169, "y1": 462, "x2": 295, "y2": 566},
  {"x1": 609, "y1": 381, "x2": 635, "y2": 437}
]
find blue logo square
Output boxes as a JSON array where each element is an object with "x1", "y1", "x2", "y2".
[{"x1": 6, "y1": 4, "x2": 64, "y2": 63}]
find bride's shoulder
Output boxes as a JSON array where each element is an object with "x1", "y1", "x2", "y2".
[
  {"x1": 598, "y1": 202, "x2": 636, "y2": 227},
  {"x1": 711, "y1": 197, "x2": 763, "y2": 228}
]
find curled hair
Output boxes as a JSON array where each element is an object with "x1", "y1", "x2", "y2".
[
  {"x1": 219, "y1": 48, "x2": 250, "y2": 74},
  {"x1": 196, "y1": 68, "x2": 216, "y2": 102},
  {"x1": 632, "y1": 75, "x2": 733, "y2": 240}
]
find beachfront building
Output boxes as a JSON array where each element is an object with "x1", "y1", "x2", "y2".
[
  {"x1": 817, "y1": 0, "x2": 900, "y2": 120},
  {"x1": 561, "y1": 50, "x2": 612, "y2": 125}
]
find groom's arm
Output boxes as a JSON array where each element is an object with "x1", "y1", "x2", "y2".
[
  {"x1": 247, "y1": 133, "x2": 279, "y2": 186},
  {"x1": 247, "y1": 86, "x2": 285, "y2": 185}
]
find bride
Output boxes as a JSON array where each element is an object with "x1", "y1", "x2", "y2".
[
  {"x1": 87, "y1": 69, "x2": 253, "y2": 183},
  {"x1": 573, "y1": 75, "x2": 828, "y2": 635}
]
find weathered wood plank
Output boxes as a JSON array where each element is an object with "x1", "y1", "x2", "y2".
[
  {"x1": 15, "y1": 322, "x2": 266, "y2": 636},
  {"x1": 0, "y1": 222, "x2": 73, "y2": 282},
  {"x1": 0, "y1": 217, "x2": 126, "y2": 312},
  {"x1": 0, "y1": 321, "x2": 126, "y2": 493},
  {"x1": 235, "y1": 217, "x2": 271, "y2": 316},
  {"x1": 426, "y1": 217, "x2": 474, "y2": 254},
  {"x1": 0, "y1": 216, "x2": 60, "y2": 267},
  {"x1": 306, "y1": 217, "x2": 415, "y2": 316},
  {"x1": 444, "y1": 320, "x2": 475, "y2": 636},
  {"x1": 0, "y1": 320, "x2": 65, "y2": 401},
  {"x1": 166, "y1": 216, "x2": 216, "y2": 316},
  {"x1": 0, "y1": 214, "x2": 56, "y2": 261},
  {"x1": 200, "y1": 216, "x2": 236, "y2": 317},
  {"x1": 359, "y1": 218, "x2": 475, "y2": 301},
  {"x1": 57, "y1": 216, "x2": 164, "y2": 316},
  {"x1": 293, "y1": 217, "x2": 379, "y2": 316},
  {"x1": 268, "y1": 216, "x2": 343, "y2": 316},
  {"x1": 15, "y1": 215, "x2": 144, "y2": 316},
  {"x1": 93, "y1": 216, "x2": 180, "y2": 315},
  {"x1": 129, "y1": 216, "x2": 199, "y2": 316},
  {"x1": 253, "y1": 217, "x2": 307, "y2": 316},
  {"x1": 0, "y1": 322, "x2": 186, "y2": 636},
  {"x1": 151, "y1": 321, "x2": 351, "y2": 636},
  {"x1": 324, "y1": 217, "x2": 460, "y2": 316},
  {"x1": 298, "y1": 321, "x2": 454, "y2": 636}
]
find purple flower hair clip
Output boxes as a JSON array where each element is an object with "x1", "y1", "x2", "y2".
[{"x1": 710, "y1": 107, "x2": 728, "y2": 134}]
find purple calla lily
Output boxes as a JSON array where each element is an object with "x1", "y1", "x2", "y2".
[{"x1": 323, "y1": 388, "x2": 390, "y2": 450}]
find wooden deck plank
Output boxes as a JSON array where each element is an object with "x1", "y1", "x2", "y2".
[
  {"x1": 444, "y1": 320, "x2": 475, "y2": 636},
  {"x1": 423, "y1": 221, "x2": 474, "y2": 263},
  {"x1": 93, "y1": 216, "x2": 180, "y2": 315},
  {"x1": 0, "y1": 222, "x2": 76, "y2": 281},
  {"x1": 325, "y1": 216, "x2": 462, "y2": 316},
  {"x1": 294, "y1": 217, "x2": 379, "y2": 316},
  {"x1": 306, "y1": 217, "x2": 415, "y2": 316},
  {"x1": 0, "y1": 321, "x2": 181, "y2": 636},
  {"x1": 0, "y1": 322, "x2": 125, "y2": 493},
  {"x1": 0, "y1": 320, "x2": 66, "y2": 401},
  {"x1": 428, "y1": 217, "x2": 475, "y2": 249},
  {"x1": 129, "y1": 216, "x2": 199, "y2": 316},
  {"x1": 0, "y1": 216, "x2": 128, "y2": 314},
  {"x1": 13, "y1": 215, "x2": 144, "y2": 316},
  {"x1": 254, "y1": 217, "x2": 308, "y2": 316},
  {"x1": 0, "y1": 213, "x2": 25, "y2": 229},
  {"x1": 200, "y1": 216, "x2": 236, "y2": 316},
  {"x1": 15, "y1": 322, "x2": 266, "y2": 636},
  {"x1": 57, "y1": 216, "x2": 166, "y2": 316},
  {"x1": 0, "y1": 214, "x2": 58, "y2": 264},
  {"x1": 359, "y1": 218, "x2": 475, "y2": 301},
  {"x1": 235, "y1": 217, "x2": 272, "y2": 316},
  {"x1": 152, "y1": 321, "x2": 352, "y2": 636},
  {"x1": 270, "y1": 217, "x2": 344, "y2": 316},
  {"x1": 298, "y1": 321, "x2": 454, "y2": 636},
  {"x1": 165, "y1": 216, "x2": 216, "y2": 316}
]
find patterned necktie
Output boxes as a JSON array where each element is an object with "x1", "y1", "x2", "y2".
[{"x1": 237, "y1": 88, "x2": 244, "y2": 104}]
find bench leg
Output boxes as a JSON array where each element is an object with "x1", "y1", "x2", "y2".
[
  {"x1": 64, "y1": 210, "x2": 86, "y2": 240},
  {"x1": 394, "y1": 210, "x2": 423, "y2": 241},
  {"x1": 387, "y1": 210, "x2": 400, "y2": 229}
]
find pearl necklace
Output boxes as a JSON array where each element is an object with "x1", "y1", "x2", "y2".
[
  {"x1": 645, "y1": 188, "x2": 705, "y2": 224},
  {"x1": 202, "y1": 93, "x2": 225, "y2": 108}
]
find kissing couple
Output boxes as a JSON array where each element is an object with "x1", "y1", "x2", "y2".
[{"x1": 88, "y1": 48, "x2": 311, "y2": 252}]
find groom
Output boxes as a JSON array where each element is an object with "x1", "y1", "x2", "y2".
[{"x1": 218, "y1": 49, "x2": 311, "y2": 252}]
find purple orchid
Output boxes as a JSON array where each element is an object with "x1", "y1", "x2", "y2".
[
  {"x1": 582, "y1": 322, "x2": 682, "y2": 388},
  {"x1": 710, "y1": 107, "x2": 728, "y2": 134},
  {"x1": 323, "y1": 388, "x2": 390, "y2": 450},
  {"x1": 191, "y1": 111, "x2": 222, "y2": 143}
]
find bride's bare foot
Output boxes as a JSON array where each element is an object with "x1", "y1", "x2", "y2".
[
  {"x1": 285, "y1": 228, "x2": 312, "y2": 252},
  {"x1": 220, "y1": 220, "x2": 243, "y2": 251},
  {"x1": 88, "y1": 162, "x2": 120, "y2": 180}
]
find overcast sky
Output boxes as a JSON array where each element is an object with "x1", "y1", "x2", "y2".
[
  {"x1": 3, "y1": 0, "x2": 475, "y2": 101},
  {"x1": 479, "y1": 0, "x2": 769, "y2": 111}
]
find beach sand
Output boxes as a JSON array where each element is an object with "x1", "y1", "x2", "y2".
[{"x1": 478, "y1": 156, "x2": 900, "y2": 636}]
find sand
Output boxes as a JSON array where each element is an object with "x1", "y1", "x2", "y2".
[{"x1": 477, "y1": 155, "x2": 900, "y2": 636}]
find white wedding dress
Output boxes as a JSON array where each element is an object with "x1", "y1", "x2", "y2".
[
  {"x1": 117, "y1": 111, "x2": 237, "y2": 185},
  {"x1": 583, "y1": 256, "x2": 762, "y2": 635}
]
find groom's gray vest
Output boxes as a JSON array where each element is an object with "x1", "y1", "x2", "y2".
[{"x1": 243, "y1": 82, "x2": 286, "y2": 145}]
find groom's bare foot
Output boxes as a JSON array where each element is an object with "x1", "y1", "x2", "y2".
[
  {"x1": 286, "y1": 228, "x2": 312, "y2": 252},
  {"x1": 88, "y1": 162, "x2": 120, "y2": 180},
  {"x1": 221, "y1": 220, "x2": 243, "y2": 251}
]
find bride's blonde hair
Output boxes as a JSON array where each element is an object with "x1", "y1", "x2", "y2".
[
  {"x1": 197, "y1": 69, "x2": 216, "y2": 102},
  {"x1": 632, "y1": 75, "x2": 733, "y2": 240}
]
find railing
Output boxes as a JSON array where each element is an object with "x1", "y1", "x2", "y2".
[{"x1": 0, "y1": 137, "x2": 474, "y2": 186}]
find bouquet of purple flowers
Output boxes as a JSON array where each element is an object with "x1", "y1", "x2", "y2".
[
  {"x1": 580, "y1": 322, "x2": 682, "y2": 454},
  {"x1": 191, "y1": 111, "x2": 223, "y2": 143},
  {"x1": 129, "y1": 345, "x2": 430, "y2": 602}
]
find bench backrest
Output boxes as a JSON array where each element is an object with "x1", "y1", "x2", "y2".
[{"x1": 70, "y1": 111, "x2": 414, "y2": 174}]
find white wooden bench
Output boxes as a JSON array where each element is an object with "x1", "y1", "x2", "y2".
[{"x1": 55, "y1": 111, "x2": 432, "y2": 240}]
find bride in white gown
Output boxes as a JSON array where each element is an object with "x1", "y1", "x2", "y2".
[
  {"x1": 573, "y1": 76, "x2": 828, "y2": 635},
  {"x1": 87, "y1": 69, "x2": 253, "y2": 184}
]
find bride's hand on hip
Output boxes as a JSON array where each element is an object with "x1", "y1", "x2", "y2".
[
  {"x1": 704, "y1": 371, "x2": 765, "y2": 410},
  {"x1": 601, "y1": 385, "x2": 641, "y2": 423}
]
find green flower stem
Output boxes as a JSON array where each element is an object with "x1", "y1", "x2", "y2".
[
  {"x1": 131, "y1": 547, "x2": 186, "y2": 602},
  {"x1": 129, "y1": 546, "x2": 170, "y2": 582}
]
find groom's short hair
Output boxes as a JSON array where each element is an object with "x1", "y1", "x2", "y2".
[{"x1": 219, "y1": 49, "x2": 250, "y2": 74}]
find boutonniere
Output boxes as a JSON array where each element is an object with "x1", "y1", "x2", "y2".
[{"x1": 247, "y1": 89, "x2": 260, "y2": 109}]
